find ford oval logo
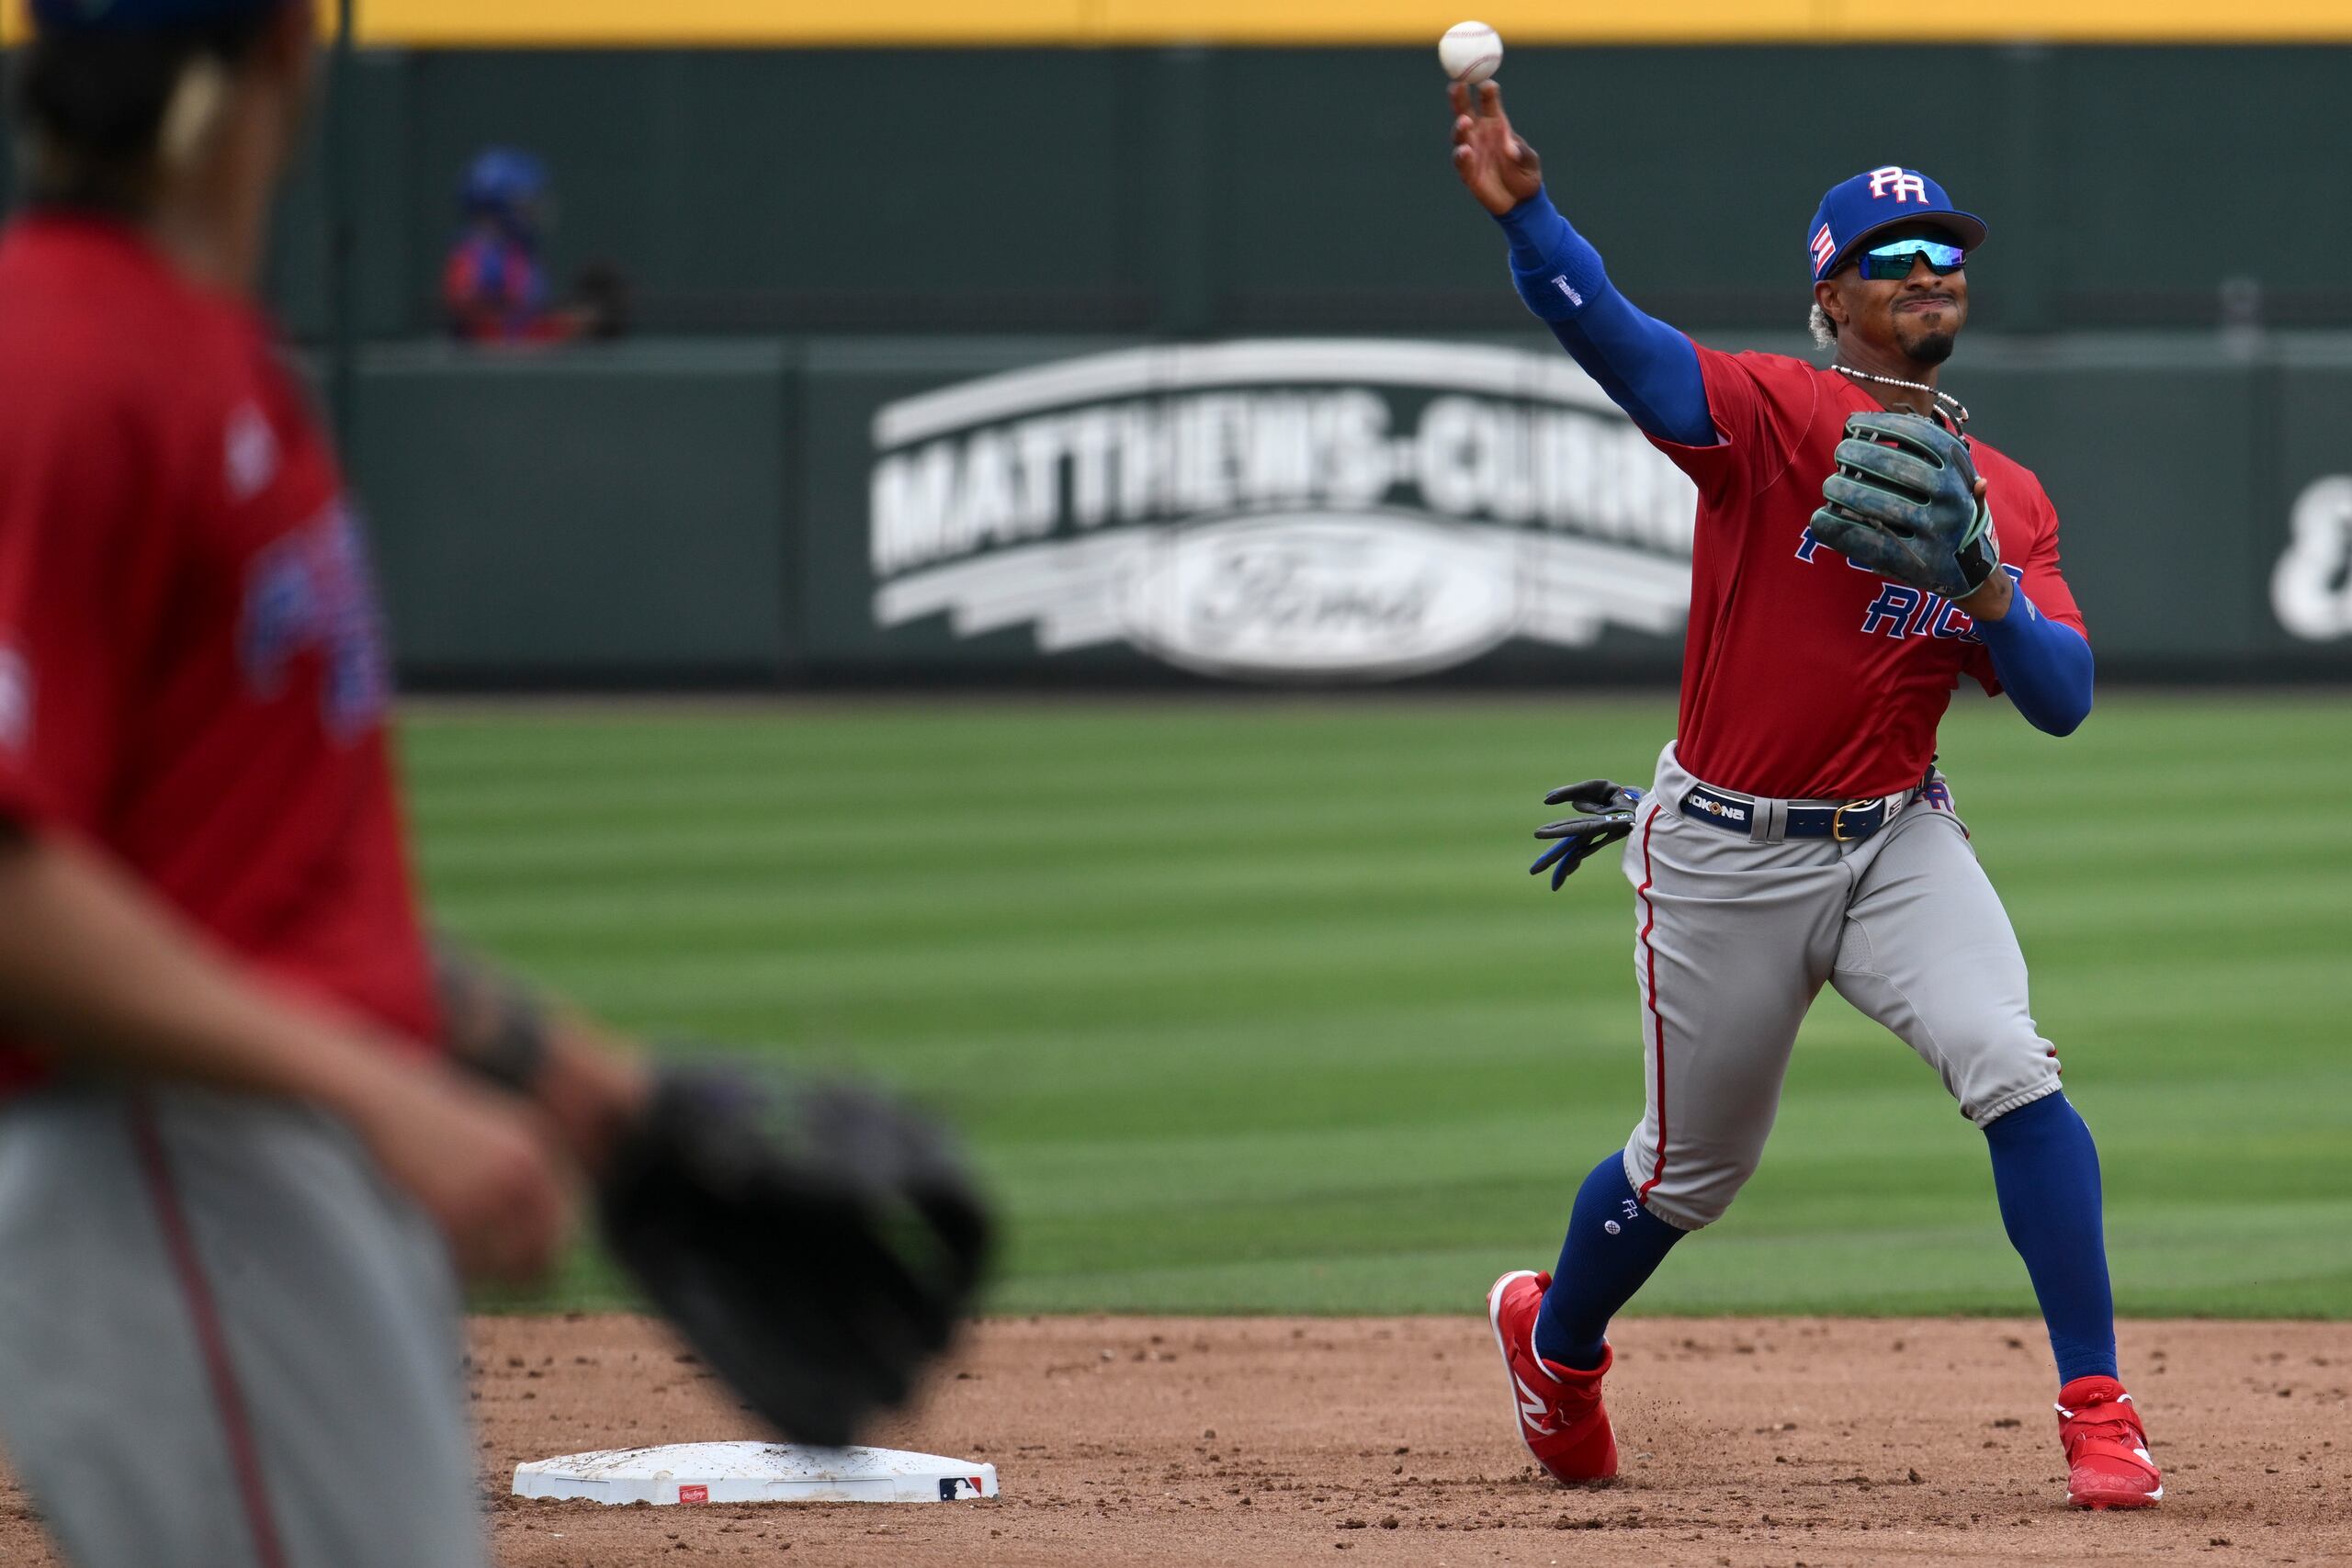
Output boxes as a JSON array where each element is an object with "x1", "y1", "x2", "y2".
[{"x1": 1118, "y1": 513, "x2": 1520, "y2": 681}]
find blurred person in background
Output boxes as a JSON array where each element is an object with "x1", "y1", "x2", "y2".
[
  {"x1": 0, "y1": 0, "x2": 978, "y2": 1563},
  {"x1": 443, "y1": 144, "x2": 628, "y2": 343}
]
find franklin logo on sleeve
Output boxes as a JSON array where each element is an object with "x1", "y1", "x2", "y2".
[{"x1": 224, "y1": 402, "x2": 280, "y2": 503}]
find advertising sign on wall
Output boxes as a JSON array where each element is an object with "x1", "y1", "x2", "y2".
[
  {"x1": 862, "y1": 340, "x2": 1698, "y2": 682},
  {"x1": 2273, "y1": 475, "x2": 2352, "y2": 643}
]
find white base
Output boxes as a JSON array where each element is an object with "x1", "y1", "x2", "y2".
[{"x1": 512, "y1": 1442, "x2": 999, "y2": 1506}]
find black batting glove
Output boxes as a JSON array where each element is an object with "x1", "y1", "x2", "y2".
[{"x1": 1529, "y1": 779, "x2": 1645, "y2": 890}]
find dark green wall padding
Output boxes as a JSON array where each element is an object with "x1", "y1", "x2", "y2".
[
  {"x1": 7, "y1": 44, "x2": 2350, "y2": 684},
  {"x1": 356, "y1": 343, "x2": 793, "y2": 679},
  {"x1": 7, "y1": 46, "x2": 2347, "y2": 340},
  {"x1": 345, "y1": 333, "x2": 2352, "y2": 684}
]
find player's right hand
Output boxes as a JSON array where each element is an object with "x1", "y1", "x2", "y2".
[
  {"x1": 1450, "y1": 79, "x2": 1544, "y2": 216},
  {"x1": 355, "y1": 1064, "x2": 572, "y2": 1282}
]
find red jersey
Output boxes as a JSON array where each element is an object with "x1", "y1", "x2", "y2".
[
  {"x1": 0, "y1": 214, "x2": 439, "y2": 1097},
  {"x1": 1648, "y1": 344, "x2": 2086, "y2": 800}
]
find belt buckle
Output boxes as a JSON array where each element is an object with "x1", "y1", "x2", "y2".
[{"x1": 1831, "y1": 798, "x2": 1875, "y2": 842}]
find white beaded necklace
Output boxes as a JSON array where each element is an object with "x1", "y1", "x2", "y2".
[{"x1": 1831, "y1": 362, "x2": 1971, "y2": 432}]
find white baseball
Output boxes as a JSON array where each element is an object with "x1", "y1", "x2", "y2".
[{"x1": 1438, "y1": 20, "x2": 1503, "y2": 84}]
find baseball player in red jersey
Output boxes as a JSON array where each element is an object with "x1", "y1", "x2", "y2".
[
  {"x1": 1448, "y1": 84, "x2": 2163, "y2": 1510},
  {"x1": 0, "y1": 3, "x2": 653, "y2": 1561},
  {"x1": 0, "y1": 1, "x2": 988, "y2": 1562}
]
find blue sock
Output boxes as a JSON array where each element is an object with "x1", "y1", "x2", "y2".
[
  {"x1": 1532, "y1": 1154, "x2": 1687, "y2": 1370},
  {"x1": 1984, "y1": 1092, "x2": 2120, "y2": 1385}
]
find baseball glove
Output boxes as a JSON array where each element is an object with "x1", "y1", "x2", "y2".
[
  {"x1": 1530, "y1": 779, "x2": 1645, "y2": 890},
  {"x1": 597, "y1": 1067, "x2": 992, "y2": 1448},
  {"x1": 1810, "y1": 410, "x2": 2000, "y2": 598}
]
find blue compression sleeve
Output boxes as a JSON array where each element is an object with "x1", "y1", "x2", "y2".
[
  {"x1": 1974, "y1": 585, "x2": 2095, "y2": 737},
  {"x1": 1494, "y1": 189, "x2": 1714, "y2": 447},
  {"x1": 1984, "y1": 1093, "x2": 2119, "y2": 1384}
]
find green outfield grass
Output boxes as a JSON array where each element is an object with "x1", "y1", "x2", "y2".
[{"x1": 405, "y1": 693, "x2": 2352, "y2": 1319}]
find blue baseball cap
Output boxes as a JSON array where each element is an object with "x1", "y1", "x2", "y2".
[
  {"x1": 1806, "y1": 167, "x2": 1986, "y2": 283},
  {"x1": 30, "y1": 0, "x2": 294, "y2": 31},
  {"x1": 461, "y1": 148, "x2": 551, "y2": 220}
]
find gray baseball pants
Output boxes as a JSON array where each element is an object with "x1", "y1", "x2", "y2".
[
  {"x1": 0, "y1": 1085, "x2": 488, "y2": 1568},
  {"x1": 1620, "y1": 743, "x2": 2064, "y2": 1232}
]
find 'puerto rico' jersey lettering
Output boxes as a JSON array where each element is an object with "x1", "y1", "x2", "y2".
[
  {"x1": 1642, "y1": 344, "x2": 2086, "y2": 800},
  {"x1": 1796, "y1": 525, "x2": 2030, "y2": 645},
  {"x1": 240, "y1": 502, "x2": 392, "y2": 739},
  {"x1": 1859, "y1": 582, "x2": 1922, "y2": 638}
]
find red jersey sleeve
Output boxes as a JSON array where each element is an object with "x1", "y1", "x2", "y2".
[
  {"x1": 1645, "y1": 343, "x2": 1824, "y2": 505},
  {"x1": 1963, "y1": 481, "x2": 2087, "y2": 695},
  {"x1": 2006, "y1": 487, "x2": 2086, "y2": 638},
  {"x1": 0, "y1": 390, "x2": 159, "y2": 832}
]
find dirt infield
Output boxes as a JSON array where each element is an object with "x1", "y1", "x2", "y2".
[{"x1": 5, "y1": 1314, "x2": 2347, "y2": 1565}]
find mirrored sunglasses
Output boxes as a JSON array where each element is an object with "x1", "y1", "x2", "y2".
[{"x1": 1854, "y1": 237, "x2": 1966, "y2": 280}]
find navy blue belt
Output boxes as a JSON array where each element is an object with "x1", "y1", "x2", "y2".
[{"x1": 1679, "y1": 783, "x2": 1902, "y2": 843}]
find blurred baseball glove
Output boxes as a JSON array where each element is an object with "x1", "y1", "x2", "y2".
[
  {"x1": 597, "y1": 1067, "x2": 992, "y2": 1448},
  {"x1": 571, "y1": 261, "x2": 633, "y2": 340},
  {"x1": 1810, "y1": 409, "x2": 1999, "y2": 598},
  {"x1": 1530, "y1": 778, "x2": 1644, "y2": 890}
]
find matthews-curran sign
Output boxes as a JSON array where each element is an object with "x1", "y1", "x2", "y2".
[{"x1": 865, "y1": 340, "x2": 1699, "y2": 681}]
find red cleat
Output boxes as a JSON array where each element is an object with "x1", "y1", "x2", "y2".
[
  {"x1": 1485, "y1": 1269, "x2": 1618, "y2": 1483},
  {"x1": 2056, "y1": 1375, "x2": 2164, "y2": 1509}
]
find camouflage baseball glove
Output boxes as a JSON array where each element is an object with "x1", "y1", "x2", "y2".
[
  {"x1": 597, "y1": 1067, "x2": 992, "y2": 1448},
  {"x1": 1810, "y1": 409, "x2": 2000, "y2": 598}
]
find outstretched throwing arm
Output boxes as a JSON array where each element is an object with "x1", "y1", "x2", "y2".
[{"x1": 1450, "y1": 81, "x2": 1713, "y2": 447}]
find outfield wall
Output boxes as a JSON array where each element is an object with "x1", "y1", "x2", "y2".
[
  {"x1": 6, "y1": 42, "x2": 2350, "y2": 685},
  {"x1": 236, "y1": 44, "x2": 2352, "y2": 338},
  {"x1": 7, "y1": 48, "x2": 2352, "y2": 341},
  {"x1": 347, "y1": 333, "x2": 2352, "y2": 686}
]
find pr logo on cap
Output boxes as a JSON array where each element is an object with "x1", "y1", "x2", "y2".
[
  {"x1": 1865, "y1": 166, "x2": 1928, "y2": 204},
  {"x1": 1806, "y1": 166, "x2": 1985, "y2": 282}
]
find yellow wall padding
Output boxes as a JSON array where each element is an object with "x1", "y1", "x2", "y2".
[{"x1": 8, "y1": 0, "x2": 2352, "y2": 49}]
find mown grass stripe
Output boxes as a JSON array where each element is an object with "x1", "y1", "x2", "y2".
[{"x1": 410, "y1": 694, "x2": 2352, "y2": 1319}]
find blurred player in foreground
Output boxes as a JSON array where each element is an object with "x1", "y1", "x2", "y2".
[
  {"x1": 1449, "y1": 79, "x2": 2161, "y2": 1510},
  {"x1": 0, "y1": 3, "x2": 985, "y2": 1564}
]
